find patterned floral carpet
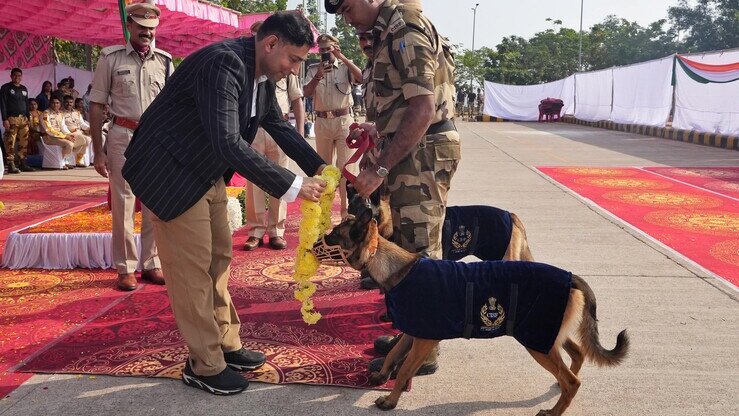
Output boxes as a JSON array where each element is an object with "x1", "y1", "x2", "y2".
[
  {"x1": 538, "y1": 167, "x2": 739, "y2": 287},
  {"x1": 0, "y1": 180, "x2": 108, "y2": 238},
  {"x1": 16, "y1": 202, "x2": 397, "y2": 391}
]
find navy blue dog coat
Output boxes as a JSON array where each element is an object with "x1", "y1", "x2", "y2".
[
  {"x1": 442, "y1": 205, "x2": 513, "y2": 261},
  {"x1": 385, "y1": 258, "x2": 572, "y2": 354}
]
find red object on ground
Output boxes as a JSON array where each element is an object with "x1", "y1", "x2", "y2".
[
  {"x1": 538, "y1": 98, "x2": 564, "y2": 122},
  {"x1": 538, "y1": 167, "x2": 739, "y2": 287},
  {"x1": 18, "y1": 202, "x2": 401, "y2": 391}
]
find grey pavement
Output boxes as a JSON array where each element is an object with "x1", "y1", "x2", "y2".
[{"x1": 1, "y1": 121, "x2": 737, "y2": 415}]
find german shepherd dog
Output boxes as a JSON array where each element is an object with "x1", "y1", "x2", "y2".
[{"x1": 313, "y1": 206, "x2": 629, "y2": 414}]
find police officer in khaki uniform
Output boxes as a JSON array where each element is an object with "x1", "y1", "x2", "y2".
[
  {"x1": 243, "y1": 21, "x2": 306, "y2": 251},
  {"x1": 303, "y1": 34, "x2": 363, "y2": 218},
  {"x1": 327, "y1": 0, "x2": 460, "y2": 374},
  {"x1": 89, "y1": 0, "x2": 173, "y2": 291},
  {"x1": 62, "y1": 95, "x2": 92, "y2": 166}
]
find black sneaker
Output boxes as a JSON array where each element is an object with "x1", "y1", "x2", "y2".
[
  {"x1": 367, "y1": 356, "x2": 439, "y2": 378},
  {"x1": 181, "y1": 361, "x2": 249, "y2": 395},
  {"x1": 224, "y1": 347, "x2": 266, "y2": 371}
]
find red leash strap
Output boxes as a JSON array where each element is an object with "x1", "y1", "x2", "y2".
[{"x1": 342, "y1": 122, "x2": 375, "y2": 183}]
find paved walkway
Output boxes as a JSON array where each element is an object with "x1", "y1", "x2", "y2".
[{"x1": 1, "y1": 122, "x2": 737, "y2": 415}]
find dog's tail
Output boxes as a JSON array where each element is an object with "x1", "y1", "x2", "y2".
[{"x1": 572, "y1": 274, "x2": 629, "y2": 367}]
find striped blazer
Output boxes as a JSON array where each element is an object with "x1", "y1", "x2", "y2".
[{"x1": 122, "y1": 37, "x2": 325, "y2": 221}]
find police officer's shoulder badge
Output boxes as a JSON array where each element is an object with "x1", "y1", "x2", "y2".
[{"x1": 480, "y1": 297, "x2": 505, "y2": 332}]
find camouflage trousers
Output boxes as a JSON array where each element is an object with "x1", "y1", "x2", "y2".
[
  {"x1": 4, "y1": 115, "x2": 29, "y2": 162},
  {"x1": 382, "y1": 130, "x2": 461, "y2": 260}
]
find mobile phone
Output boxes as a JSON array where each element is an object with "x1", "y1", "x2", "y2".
[{"x1": 321, "y1": 52, "x2": 332, "y2": 72}]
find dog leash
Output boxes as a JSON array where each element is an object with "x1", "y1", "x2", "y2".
[{"x1": 341, "y1": 122, "x2": 375, "y2": 183}]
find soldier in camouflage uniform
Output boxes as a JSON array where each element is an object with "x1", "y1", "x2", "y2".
[{"x1": 327, "y1": 0, "x2": 460, "y2": 372}]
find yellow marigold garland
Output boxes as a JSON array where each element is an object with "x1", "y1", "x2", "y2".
[{"x1": 293, "y1": 165, "x2": 341, "y2": 324}]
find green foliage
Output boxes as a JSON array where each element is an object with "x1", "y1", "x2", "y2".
[
  {"x1": 668, "y1": 0, "x2": 739, "y2": 53},
  {"x1": 53, "y1": 39, "x2": 101, "y2": 70},
  {"x1": 212, "y1": 0, "x2": 287, "y2": 13},
  {"x1": 330, "y1": 16, "x2": 365, "y2": 67}
]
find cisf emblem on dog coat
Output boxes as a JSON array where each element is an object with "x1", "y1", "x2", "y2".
[
  {"x1": 480, "y1": 297, "x2": 505, "y2": 332},
  {"x1": 451, "y1": 225, "x2": 472, "y2": 251}
]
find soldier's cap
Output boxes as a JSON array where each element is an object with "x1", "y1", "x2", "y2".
[
  {"x1": 126, "y1": 1, "x2": 161, "y2": 28},
  {"x1": 324, "y1": 0, "x2": 343, "y2": 14},
  {"x1": 316, "y1": 34, "x2": 339, "y2": 47}
]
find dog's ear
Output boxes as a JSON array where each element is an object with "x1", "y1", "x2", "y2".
[{"x1": 349, "y1": 206, "x2": 374, "y2": 241}]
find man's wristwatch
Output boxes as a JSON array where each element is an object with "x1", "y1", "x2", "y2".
[{"x1": 375, "y1": 165, "x2": 389, "y2": 178}]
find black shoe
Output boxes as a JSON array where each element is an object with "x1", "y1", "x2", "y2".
[
  {"x1": 379, "y1": 312, "x2": 392, "y2": 322},
  {"x1": 224, "y1": 347, "x2": 266, "y2": 371},
  {"x1": 181, "y1": 362, "x2": 249, "y2": 395},
  {"x1": 367, "y1": 356, "x2": 439, "y2": 378},
  {"x1": 374, "y1": 333, "x2": 402, "y2": 356},
  {"x1": 7, "y1": 161, "x2": 20, "y2": 174},
  {"x1": 18, "y1": 160, "x2": 35, "y2": 172}
]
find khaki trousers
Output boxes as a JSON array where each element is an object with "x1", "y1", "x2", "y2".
[
  {"x1": 42, "y1": 135, "x2": 73, "y2": 156},
  {"x1": 153, "y1": 179, "x2": 242, "y2": 376},
  {"x1": 246, "y1": 128, "x2": 289, "y2": 238},
  {"x1": 314, "y1": 113, "x2": 356, "y2": 218},
  {"x1": 106, "y1": 125, "x2": 160, "y2": 274},
  {"x1": 4, "y1": 115, "x2": 29, "y2": 162},
  {"x1": 68, "y1": 131, "x2": 91, "y2": 164}
]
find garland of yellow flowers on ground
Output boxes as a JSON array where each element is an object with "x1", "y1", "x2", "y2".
[{"x1": 293, "y1": 165, "x2": 341, "y2": 324}]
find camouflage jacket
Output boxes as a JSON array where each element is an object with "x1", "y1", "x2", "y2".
[{"x1": 371, "y1": 0, "x2": 456, "y2": 136}]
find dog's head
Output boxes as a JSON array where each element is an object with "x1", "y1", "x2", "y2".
[
  {"x1": 346, "y1": 183, "x2": 393, "y2": 239},
  {"x1": 312, "y1": 204, "x2": 378, "y2": 270}
]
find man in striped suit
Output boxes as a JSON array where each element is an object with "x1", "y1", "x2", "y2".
[{"x1": 122, "y1": 12, "x2": 327, "y2": 395}]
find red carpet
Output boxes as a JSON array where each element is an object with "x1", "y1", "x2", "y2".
[
  {"x1": 18, "y1": 202, "x2": 398, "y2": 390},
  {"x1": 643, "y1": 167, "x2": 739, "y2": 200},
  {"x1": 0, "y1": 180, "x2": 107, "y2": 238},
  {"x1": 538, "y1": 167, "x2": 739, "y2": 288},
  {"x1": 0, "y1": 268, "x2": 125, "y2": 398}
]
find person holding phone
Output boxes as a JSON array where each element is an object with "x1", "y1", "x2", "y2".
[{"x1": 303, "y1": 34, "x2": 362, "y2": 219}]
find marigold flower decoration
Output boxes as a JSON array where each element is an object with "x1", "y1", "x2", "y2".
[{"x1": 292, "y1": 165, "x2": 341, "y2": 324}]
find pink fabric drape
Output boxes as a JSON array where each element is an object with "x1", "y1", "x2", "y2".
[
  {"x1": 0, "y1": 0, "x2": 318, "y2": 58},
  {"x1": 0, "y1": 28, "x2": 54, "y2": 70}
]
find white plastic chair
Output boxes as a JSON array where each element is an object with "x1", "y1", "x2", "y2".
[{"x1": 39, "y1": 137, "x2": 74, "y2": 169}]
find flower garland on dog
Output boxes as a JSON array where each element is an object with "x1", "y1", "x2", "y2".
[{"x1": 293, "y1": 165, "x2": 341, "y2": 324}]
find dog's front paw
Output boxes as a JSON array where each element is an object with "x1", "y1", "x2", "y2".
[
  {"x1": 375, "y1": 395, "x2": 398, "y2": 410},
  {"x1": 369, "y1": 371, "x2": 390, "y2": 386}
]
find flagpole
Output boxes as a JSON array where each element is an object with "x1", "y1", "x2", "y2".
[{"x1": 118, "y1": 0, "x2": 130, "y2": 43}]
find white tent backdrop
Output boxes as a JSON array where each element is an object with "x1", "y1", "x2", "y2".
[
  {"x1": 611, "y1": 56, "x2": 674, "y2": 127},
  {"x1": 574, "y1": 68, "x2": 613, "y2": 121},
  {"x1": 483, "y1": 76, "x2": 574, "y2": 121},
  {"x1": 0, "y1": 63, "x2": 93, "y2": 98},
  {"x1": 560, "y1": 75, "x2": 575, "y2": 115},
  {"x1": 673, "y1": 49, "x2": 739, "y2": 136}
]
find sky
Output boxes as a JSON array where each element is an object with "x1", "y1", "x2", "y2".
[{"x1": 286, "y1": 0, "x2": 681, "y2": 50}]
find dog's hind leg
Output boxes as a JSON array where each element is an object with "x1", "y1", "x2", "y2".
[
  {"x1": 369, "y1": 334, "x2": 413, "y2": 386},
  {"x1": 504, "y1": 213, "x2": 534, "y2": 261},
  {"x1": 563, "y1": 339, "x2": 584, "y2": 376},
  {"x1": 375, "y1": 338, "x2": 439, "y2": 411},
  {"x1": 527, "y1": 347, "x2": 581, "y2": 416}
]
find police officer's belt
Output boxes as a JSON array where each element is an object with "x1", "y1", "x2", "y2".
[
  {"x1": 315, "y1": 108, "x2": 350, "y2": 119},
  {"x1": 113, "y1": 116, "x2": 139, "y2": 130}
]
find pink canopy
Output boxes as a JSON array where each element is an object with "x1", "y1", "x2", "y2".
[{"x1": 0, "y1": 0, "x2": 319, "y2": 57}]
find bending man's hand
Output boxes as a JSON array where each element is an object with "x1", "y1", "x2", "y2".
[{"x1": 298, "y1": 177, "x2": 327, "y2": 202}]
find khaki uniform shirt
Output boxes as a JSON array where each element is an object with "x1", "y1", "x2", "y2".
[
  {"x1": 371, "y1": 0, "x2": 456, "y2": 135},
  {"x1": 42, "y1": 110, "x2": 71, "y2": 139},
  {"x1": 89, "y1": 42, "x2": 173, "y2": 120},
  {"x1": 275, "y1": 74, "x2": 303, "y2": 116},
  {"x1": 304, "y1": 60, "x2": 356, "y2": 112},
  {"x1": 63, "y1": 110, "x2": 89, "y2": 132}
]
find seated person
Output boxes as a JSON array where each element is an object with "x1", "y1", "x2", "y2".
[
  {"x1": 74, "y1": 97, "x2": 88, "y2": 121},
  {"x1": 27, "y1": 98, "x2": 43, "y2": 155},
  {"x1": 62, "y1": 94, "x2": 92, "y2": 165},
  {"x1": 41, "y1": 97, "x2": 89, "y2": 169}
]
